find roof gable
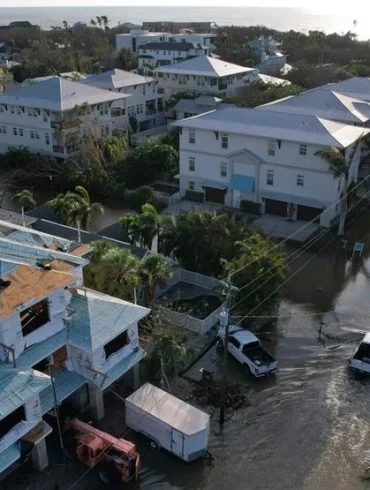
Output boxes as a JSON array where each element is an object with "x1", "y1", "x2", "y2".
[
  {"x1": 155, "y1": 55, "x2": 255, "y2": 77},
  {"x1": 83, "y1": 69, "x2": 154, "y2": 90}
]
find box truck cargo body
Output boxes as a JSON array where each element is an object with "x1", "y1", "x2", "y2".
[{"x1": 125, "y1": 383, "x2": 210, "y2": 462}]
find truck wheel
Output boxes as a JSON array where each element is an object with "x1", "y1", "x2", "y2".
[{"x1": 244, "y1": 364, "x2": 252, "y2": 375}]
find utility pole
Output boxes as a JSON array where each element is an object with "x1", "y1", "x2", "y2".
[
  {"x1": 219, "y1": 274, "x2": 232, "y2": 425},
  {"x1": 48, "y1": 360, "x2": 68, "y2": 469}
]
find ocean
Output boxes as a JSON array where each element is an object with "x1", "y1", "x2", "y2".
[{"x1": 0, "y1": 6, "x2": 367, "y2": 39}]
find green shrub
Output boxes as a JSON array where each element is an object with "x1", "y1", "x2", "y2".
[
  {"x1": 126, "y1": 186, "x2": 156, "y2": 211},
  {"x1": 240, "y1": 200, "x2": 261, "y2": 214},
  {"x1": 185, "y1": 190, "x2": 204, "y2": 202}
]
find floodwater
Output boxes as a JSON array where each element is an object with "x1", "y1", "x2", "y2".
[{"x1": 7, "y1": 211, "x2": 370, "y2": 490}]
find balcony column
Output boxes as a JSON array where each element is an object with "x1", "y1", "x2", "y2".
[
  {"x1": 88, "y1": 383, "x2": 105, "y2": 422},
  {"x1": 131, "y1": 364, "x2": 140, "y2": 391},
  {"x1": 31, "y1": 438, "x2": 49, "y2": 472}
]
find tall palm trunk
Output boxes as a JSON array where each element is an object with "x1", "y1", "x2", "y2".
[{"x1": 338, "y1": 178, "x2": 348, "y2": 237}]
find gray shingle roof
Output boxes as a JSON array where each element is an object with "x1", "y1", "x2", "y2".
[
  {"x1": 174, "y1": 106, "x2": 370, "y2": 148},
  {"x1": 67, "y1": 288, "x2": 150, "y2": 350},
  {"x1": 83, "y1": 69, "x2": 154, "y2": 91},
  {"x1": 0, "y1": 76, "x2": 128, "y2": 111},
  {"x1": 155, "y1": 55, "x2": 255, "y2": 77}
]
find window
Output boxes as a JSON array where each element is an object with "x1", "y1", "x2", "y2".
[
  {"x1": 299, "y1": 144, "x2": 307, "y2": 155},
  {"x1": 221, "y1": 134, "x2": 228, "y2": 149},
  {"x1": 189, "y1": 181, "x2": 195, "y2": 190},
  {"x1": 21, "y1": 298, "x2": 50, "y2": 337},
  {"x1": 35, "y1": 131, "x2": 39, "y2": 139},
  {"x1": 140, "y1": 104, "x2": 144, "y2": 114},
  {"x1": 220, "y1": 162, "x2": 228, "y2": 178},
  {"x1": 16, "y1": 107, "x2": 22, "y2": 115},
  {"x1": 19, "y1": 128, "x2": 23, "y2": 137},
  {"x1": 136, "y1": 104, "x2": 140, "y2": 114},
  {"x1": 0, "y1": 405, "x2": 26, "y2": 439},
  {"x1": 3, "y1": 126, "x2": 6, "y2": 134},
  {"x1": 45, "y1": 133, "x2": 50, "y2": 145},
  {"x1": 10, "y1": 106, "x2": 15, "y2": 114},
  {"x1": 13, "y1": 128, "x2": 18, "y2": 136},
  {"x1": 189, "y1": 129, "x2": 195, "y2": 144},
  {"x1": 99, "y1": 106, "x2": 104, "y2": 116},
  {"x1": 266, "y1": 169, "x2": 274, "y2": 186},
  {"x1": 189, "y1": 156, "x2": 195, "y2": 172},
  {"x1": 104, "y1": 331, "x2": 129, "y2": 359},
  {"x1": 104, "y1": 105, "x2": 108, "y2": 115},
  {"x1": 30, "y1": 130, "x2": 34, "y2": 139},
  {"x1": 27, "y1": 109, "x2": 33, "y2": 117},
  {"x1": 229, "y1": 337, "x2": 241, "y2": 349},
  {"x1": 0, "y1": 105, "x2": 5, "y2": 113},
  {"x1": 268, "y1": 141, "x2": 276, "y2": 156},
  {"x1": 296, "y1": 174, "x2": 305, "y2": 187}
]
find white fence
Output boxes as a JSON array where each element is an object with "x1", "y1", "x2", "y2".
[
  {"x1": 156, "y1": 269, "x2": 226, "y2": 334},
  {"x1": 131, "y1": 124, "x2": 169, "y2": 145}
]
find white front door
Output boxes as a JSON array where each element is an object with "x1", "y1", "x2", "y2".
[
  {"x1": 171, "y1": 429, "x2": 184, "y2": 458},
  {"x1": 233, "y1": 190, "x2": 241, "y2": 208}
]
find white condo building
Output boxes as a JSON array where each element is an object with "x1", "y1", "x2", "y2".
[
  {"x1": 82, "y1": 69, "x2": 166, "y2": 136},
  {"x1": 155, "y1": 55, "x2": 257, "y2": 97},
  {"x1": 116, "y1": 29, "x2": 216, "y2": 53},
  {"x1": 0, "y1": 77, "x2": 129, "y2": 158},
  {"x1": 0, "y1": 222, "x2": 149, "y2": 478},
  {"x1": 174, "y1": 107, "x2": 369, "y2": 227},
  {"x1": 137, "y1": 42, "x2": 210, "y2": 69}
]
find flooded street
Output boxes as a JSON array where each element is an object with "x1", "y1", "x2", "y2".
[{"x1": 6, "y1": 208, "x2": 370, "y2": 490}]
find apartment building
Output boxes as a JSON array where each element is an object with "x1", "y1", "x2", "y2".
[
  {"x1": 0, "y1": 76, "x2": 129, "y2": 159},
  {"x1": 116, "y1": 29, "x2": 217, "y2": 53},
  {"x1": 174, "y1": 107, "x2": 369, "y2": 227},
  {"x1": 0, "y1": 222, "x2": 149, "y2": 478},
  {"x1": 137, "y1": 42, "x2": 210, "y2": 69},
  {"x1": 141, "y1": 21, "x2": 216, "y2": 32},
  {"x1": 82, "y1": 69, "x2": 166, "y2": 134},
  {"x1": 155, "y1": 55, "x2": 257, "y2": 97}
]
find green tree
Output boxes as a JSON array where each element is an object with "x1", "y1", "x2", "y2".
[
  {"x1": 139, "y1": 253, "x2": 173, "y2": 307},
  {"x1": 120, "y1": 203, "x2": 159, "y2": 249},
  {"x1": 115, "y1": 48, "x2": 138, "y2": 71},
  {"x1": 48, "y1": 186, "x2": 104, "y2": 229},
  {"x1": 316, "y1": 138, "x2": 362, "y2": 235},
  {"x1": 228, "y1": 81, "x2": 304, "y2": 108},
  {"x1": 223, "y1": 230, "x2": 287, "y2": 320},
  {"x1": 12, "y1": 189, "x2": 37, "y2": 210},
  {"x1": 83, "y1": 239, "x2": 117, "y2": 289},
  {"x1": 94, "y1": 248, "x2": 140, "y2": 300}
]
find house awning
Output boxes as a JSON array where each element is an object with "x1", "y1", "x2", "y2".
[
  {"x1": 231, "y1": 174, "x2": 255, "y2": 192},
  {"x1": 201, "y1": 180, "x2": 228, "y2": 190}
]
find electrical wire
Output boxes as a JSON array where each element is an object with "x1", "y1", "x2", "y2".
[{"x1": 220, "y1": 171, "x2": 370, "y2": 282}]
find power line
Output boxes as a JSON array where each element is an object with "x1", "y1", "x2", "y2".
[
  {"x1": 221, "y1": 171, "x2": 370, "y2": 282},
  {"x1": 228, "y1": 193, "x2": 367, "y2": 315},
  {"x1": 234, "y1": 200, "x2": 367, "y2": 326}
]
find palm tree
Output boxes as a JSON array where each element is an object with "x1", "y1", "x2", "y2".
[
  {"x1": 139, "y1": 253, "x2": 173, "y2": 307},
  {"x1": 12, "y1": 189, "x2": 36, "y2": 211},
  {"x1": 48, "y1": 186, "x2": 104, "y2": 230},
  {"x1": 137, "y1": 203, "x2": 159, "y2": 249},
  {"x1": 316, "y1": 137, "x2": 362, "y2": 236},
  {"x1": 101, "y1": 15, "x2": 109, "y2": 31},
  {"x1": 90, "y1": 19, "x2": 97, "y2": 27},
  {"x1": 119, "y1": 214, "x2": 140, "y2": 245},
  {"x1": 95, "y1": 248, "x2": 140, "y2": 300},
  {"x1": 96, "y1": 16, "x2": 102, "y2": 28}
]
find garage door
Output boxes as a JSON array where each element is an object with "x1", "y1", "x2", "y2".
[
  {"x1": 297, "y1": 205, "x2": 322, "y2": 223},
  {"x1": 264, "y1": 199, "x2": 287, "y2": 217},
  {"x1": 205, "y1": 187, "x2": 225, "y2": 204}
]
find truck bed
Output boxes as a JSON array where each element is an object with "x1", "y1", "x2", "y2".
[{"x1": 243, "y1": 346, "x2": 275, "y2": 366}]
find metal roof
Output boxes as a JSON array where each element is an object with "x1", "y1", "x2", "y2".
[
  {"x1": 0, "y1": 442, "x2": 21, "y2": 474},
  {"x1": 126, "y1": 383, "x2": 210, "y2": 436},
  {"x1": 67, "y1": 288, "x2": 150, "y2": 350},
  {"x1": 322, "y1": 77, "x2": 370, "y2": 102},
  {"x1": 83, "y1": 69, "x2": 154, "y2": 91},
  {"x1": 40, "y1": 369, "x2": 86, "y2": 415},
  {"x1": 259, "y1": 88, "x2": 370, "y2": 123},
  {"x1": 173, "y1": 96, "x2": 232, "y2": 116},
  {"x1": 155, "y1": 55, "x2": 255, "y2": 77},
  {"x1": 174, "y1": 107, "x2": 370, "y2": 148},
  {"x1": 0, "y1": 368, "x2": 51, "y2": 420},
  {"x1": 0, "y1": 76, "x2": 127, "y2": 111}
]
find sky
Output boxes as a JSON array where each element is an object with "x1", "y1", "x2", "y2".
[{"x1": 0, "y1": 0, "x2": 359, "y2": 10}]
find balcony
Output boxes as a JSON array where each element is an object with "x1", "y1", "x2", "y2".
[{"x1": 53, "y1": 145, "x2": 64, "y2": 154}]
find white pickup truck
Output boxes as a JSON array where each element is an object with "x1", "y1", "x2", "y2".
[
  {"x1": 218, "y1": 325, "x2": 278, "y2": 377},
  {"x1": 349, "y1": 333, "x2": 370, "y2": 374}
]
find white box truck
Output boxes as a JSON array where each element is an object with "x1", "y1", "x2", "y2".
[
  {"x1": 125, "y1": 383, "x2": 210, "y2": 462},
  {"x1": 349, "y1": 332, "x2": 370, "y2": 374}
]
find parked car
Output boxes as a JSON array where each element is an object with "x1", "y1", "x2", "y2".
[
  {"x1": 349, "y1": 333, "x2": 370, "y2": 374},
  {"x1": 218, "y1": 325, "x2": 278, "y2": 377}
]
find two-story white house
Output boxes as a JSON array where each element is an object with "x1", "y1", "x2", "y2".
[
  {"x1": 0, "y1": 222, "x2": 149, "y2": 479},
  {"x1": 174, "y1": 107, "x2": 369, "y2": 227},
  {"x1": 0, "y1": 76, "x2": 129, "y2": 159},
  {"x1": 82, "y1": 69, "x2": 166, "y2": 135},
  {"x1": 154, "y1": 55, "x2": 257, "y2": 98},
  {"x1": 137, "y1": 42, "x2": 210, "y2": 69}
]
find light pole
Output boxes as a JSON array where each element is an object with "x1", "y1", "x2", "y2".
[{"x1": 219, "y1": 274, "x2": 233, "y2": 425}]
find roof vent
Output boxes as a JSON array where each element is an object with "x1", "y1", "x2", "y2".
[
  {"x1": 0, "y1": 278, "x2": 11, "y2": 288},
  {"x1": 36, "y1": 261, "x2": 52, "y2": 270}
]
